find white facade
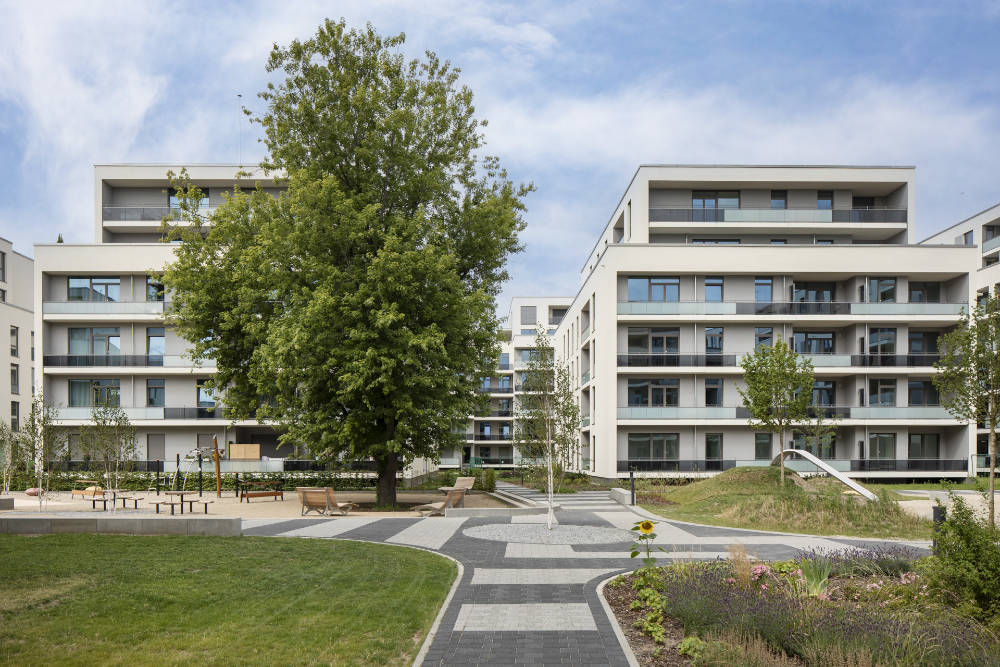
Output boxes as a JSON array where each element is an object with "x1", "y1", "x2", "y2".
[
  {"x1": 1, "y1": 237, "x2": 35, "y2": 432},
  {"x1": 555, "y1": 165, "x2": 979, "y2": 480}
]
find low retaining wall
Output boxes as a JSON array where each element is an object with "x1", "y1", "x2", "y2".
[
  {"x1": 0, "y1": 497, "x2": 13, "y2": 510},
  {"x1": 445, "y1": 505, "x2": 560, "y2": 517},
  {"x1": 0, "y1": 516, "x2": 242, "y2": 537},
  {"x1": 609, "y1": 487, "x2": 632, "y2": 506}
]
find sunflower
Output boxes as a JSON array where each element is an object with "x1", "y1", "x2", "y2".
[{"x1": 638, "y1": 520, "x2": 655, "y2": 535}]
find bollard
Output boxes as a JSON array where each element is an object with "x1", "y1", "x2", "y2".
[
  {"x1": 235, "y1": 472, "x2": 240, "y2": 500},
  {"x1": 932, "y1": 504, "x2": 946, "y2": 553},
  {"x1": 198, "y1": 452, "x2": 203, "y2": 497},
  {"x1": 630, "y1": 470, "x2": 636, "y2": 506},
  {"x1": 155, "y1": 459, "x2": 162, "y2": 496},
  {"x1": 175, "y1": 453, "x2": 181, "y2": 490}
]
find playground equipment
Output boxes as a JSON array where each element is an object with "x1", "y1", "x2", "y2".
[{"x1": 776, "y1": 449, "x2": 877, "y2": 501}]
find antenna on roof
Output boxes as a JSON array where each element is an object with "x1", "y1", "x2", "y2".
[{"x1": 237, "y1": 93, "x2": 244, "y2": 166}]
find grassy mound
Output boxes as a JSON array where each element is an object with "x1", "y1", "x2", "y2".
[{"x1": 639, "y1": 466, "x2": 932, "y2": 539}]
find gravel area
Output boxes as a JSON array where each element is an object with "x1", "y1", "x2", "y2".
[{"x1": 463, "y1": 523, "x2": 633, "y2": 545}]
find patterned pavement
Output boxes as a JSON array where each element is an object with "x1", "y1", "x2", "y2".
[{"x1": 242, "y1": 482, "x2": 929, "y2": 666}]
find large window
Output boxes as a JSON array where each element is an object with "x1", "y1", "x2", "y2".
[
  {"x1": 627, "y1": 327, "x2": 679, "y2": 354},
  {"x1": 627, "y1": 433, "x2": 679, "y2": 460},
  {"x1": 70, "y1": 327, "x2": 121, "y2": 357},
  {"x1": 627, "y1": 277, "x2": 679, "y2": 302},
  {"x1": 817, "y1": 190, "x2": 833, "y2": 210},
  {"x1": 908, "y1": 331, "x2": 939, "y2": 355},
  {"x1": 755, "y1": 433, "x2": 772, "y2": 460},
  {"x1": 869, "y1": 379, "x2": 896, "y2": 407},
  {"x1": 770, "y1": 190, "x2": 787, "y2": 210},
  {"x1": 9, "y1": 364, "x2": 17, "y2": 395},
  {"x1": 792, "y1": 282, "x2": 835, "y2": 303},
  {"x1": 755, "y1": 327, "x2": 773, "y2": 350},
  {"x1": 147, "y1": 379, "x2": 165, "y2": 407},
  {"x1": 9, "y1": 326, "x2": 17, "y2": 357},
  {"x1": 812, "y1": 380, "x2": 835, "y2": 406},
  {"x1": 869, "y1": 328, "x2": 897, "y2": 355},
  {"x1": 869, "y1": 433, "x2": 896, "y2": 460},
  {"x1": 692, "y1": 191, "x2": 739, "y2": 221},
  {"x1": 704, "y1": 277, "x2": 724, "y2": 302},
  {"x1": 519, "y1": 306, "x2": 536, "y2": 334},
  {"x1": 868, "y1": 277, "x2": 897, "y2": 303},
  {"x1": 705, "y1": 378, "x2": 723, "y2": 406},
  {"x1": 705, "y1": 327, "x2": 723, "y2": 355},
  {"x1": 68, "y1": 276, "x2": 120, "y2": 302},
  {"x1": 908, "y1": 433, "x2": 940, "y2": 459},
  {"x1": 754, "y1": 277, "x2": 773, "y2": 303},
  {"x1": 169, "y1": 189, "x2": 209, "y2": 209},
  {"x1": 68, "y1": 379, "x2": 120, "y2": 407},
  {"x1": 794, "y1": 432, "x2": 835, "y2": 459},
  {"x1": 627, "y1": 378, "x2": 680, "y2": 407},
  {"x1": 10, "y1": 401, "x2": 18, "y2": 431},
  {"x1": 908, "y1": 380, "x2": 940, "y2": 406},
  {"x1": 196, "y1": 379, "x2": 216, "y2": 417},
  {"x1": 908, "y1": 282, "x2": 940, "y2": 303},
  {"x1": 146, "y1": 276, "x2": 165, "y2": 302},
  {"x1": 705, "y1": 433, "x2": 723, "y2": 461},
  {"x1": 793, "y1": 331, "x2": 834, "y2": 355}
]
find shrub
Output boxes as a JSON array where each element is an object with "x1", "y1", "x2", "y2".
[
  {"x1": 918, "y1": 494, "x2": 1000, "y2": 623},
  {"x1": 472, "y1": 468, "x2": 496, "y2": 492}
]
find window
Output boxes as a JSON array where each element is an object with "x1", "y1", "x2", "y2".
[
  {"x1": 68, "y1": 379, "x2": 120, "y2": 407},
  {"x1": 869, "y1": 433, "x2": 896, "y2": 459},
  {"x1": 549, "y1": 308, "x2": 567, "y2": 325},
  {"x1": 907, "y1": 282, "x2": 940, "y2": 303},
  {"x1": 792, "y1": 282, "x2": 835, "y2": 303},
  {"x1": 9, "y1": 326, "x2": 17, "y2": 356},
  {"x1": 169, "y1": 188, "x2": 209, "y2": 209},
  {"x1": 498, "y1": 352, "x2": 510, "y2": 369},
  {"x1": 30, "y1": 331, "x2": 33, "y2": 361},
  {"x1": 145, "y1": 327, "x2": 165, "y2": 365},
  {"x1": 68, "y1": 276, "x2": 120, "y2": 302},
  {"x1": 794, "y1": 432, "x2": 835, "y2": 458},
  {"x1": 908, "y1": 380, "x2": 940, "y2": 406},
  {"x1": 147, "y1": 433, "x2": 166, "y2": 460},
  {"x1": 627, "y1": 378, "x2": 680, "y2": 407},
  {"x1": 691, "y1": 239, "x2": 740, "y2": 245},
  {"x1": 817, "y1": 190, "x2": 833, "y2": 210},
  {"x1": 868, "y1": 277, "x2": 897, "y2": 303},
  {"x1": 520, "y1": 327, "x2": 537, "y2": 335},
  {"x1": 9, "y1": 364, "x2": 17, "y2": 395},
  {"x1": 0, "y1": 289, "x2": 5, "y2": 303},
  {"x1": 869, "y1": 379, "x2": 896, "y2": 406},
  {"x1": 755, "y1": 327, "x2": 773, "y2": 350},
  {"x1": 869, "y1": 328, "x2": 897, "y2": 355},
  {"x1": 146, "y1": 276, "x2": 165, "y2": 302},
  {"x1": 627, "y1": 327, "x2": 679, "y2": 354},
  {"x1": 770, "y1": 190, "x2": 787, "y2": 209},
  {"x1": 0, "y1": 251, "x2": 5, "y2": 282},
  {"x1": 627, "y1": 277, "x2": 679, "y2": 302},
  {"x1": 627, "y1": 433, "x2": 679, "y2": 460},
  {"x1": 146, "y1": 379, "x2": 165, "y2": 407},
  {"x1": 793, "y1": 331, "x2": 834, "y2": 355},
  {"x1": 964, "y1": 230, "x2": 974, "y2": 245},
  {"x1": 754, "y1": 277, "x2": 772, "y2": 303},
  {"x1": 705, "y1": 378, "x2": 723, "y2": 406},
  {"x1": 692, "y1": 191, "x2": 739, "y2": 221},
  {"x1": 770, "y1": 239, "x2": 787, "y2": 245},
  {"x1": 10, "y1": 401, "x2": 18, "y2": 431},
  {"x1": 816, "y1": 239, "x2": 834, "y2": 245},
  {"x1": 908, "y1": 331, "x2": 939, "y2": 355},
  {"x1": 69, "y1": 327, "x2": 121, "y2": 359},
  {"x1": 755, "y1": 433, "x2": 772, "y2": 460},
  {"x1": 196, "y1": 379, "x2": 216, "y2": 417},
  {"x1": 812, "y1": 380, "x2": 835, "y2": 406},
  {"x1": 908, "y1": 434, "x2": 940, "y2": 459},
  {"x1": 705, "y1": 327, "x2": 723, "y2": 355},
  {"x1": 705, "y1": 433, "x2": 723, "y2": 460},
  {"x1": 704, "y1": 277, "x2": 723, "y2": 302},
  {"x1": 520, "y1": 306, "x2": 536, "y2": 326}
]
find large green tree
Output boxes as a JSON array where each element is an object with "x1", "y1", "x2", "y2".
[
  {"x1": 934, "y1": 295, "x2": 1000, "y2": 529},
  {"x1": 161, "y1": 20, "x2": 528, "y2": 505},
  {"x1": 739, "y1": 337, "x2": 814, "y2": 485}
]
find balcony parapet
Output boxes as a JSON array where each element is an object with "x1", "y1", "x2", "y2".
[
  {"x1": 648, "y1": 207, "x2": 907, "y2": 224},
  {"x1": 618, "y1": 301, "x2": 966, "y2": 316},
  {"x1": 43, "y1": 301, "x2": 166, "y2": 315},
  {"x1": 43, "y1": 354, "x2": 215, "y2": 368}
]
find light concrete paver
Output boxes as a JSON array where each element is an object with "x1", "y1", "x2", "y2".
[
  {"x1": 387, "y1": 517, "x2": 467, "y2": 550},
  {"x1": 277, "y1": 517, "x2": 379, "y2": 538},
  {"x1": 470, "y1": 567, "x2": 621, "y2": 585},
  {"x1": 504, "y1": 542, "x2": 730, "y2": 560},
  {"x1": 453, "y1": 603, "x2": 597, "y2": 631}
]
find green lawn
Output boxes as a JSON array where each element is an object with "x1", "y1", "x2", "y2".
[
  {"x1": 0, "y1": 534, "x2": 456, "y2": 666},
  {"x1": 639, "y1": 466, "x2": 933, "y2": 540}
]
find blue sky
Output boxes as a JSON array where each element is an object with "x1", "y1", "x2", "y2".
[{"x1": 1, "y1": 1, "x2": 999, "y2": 307}]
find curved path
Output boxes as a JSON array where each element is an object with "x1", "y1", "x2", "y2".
[{"x1": 243, "y1": 482, "x2": 928, "y2": 666}]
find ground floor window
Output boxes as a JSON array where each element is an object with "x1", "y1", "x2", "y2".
[
  {"x1": 908, "y1": 433, "x2": 939, "y2": 459},
  {"x1": 869, "y1": 433, "x2": 896, "y2": 459},
  {"x1": 794, "y1": 433, "x2": 835, "y2": 459},
  {"x1": 68, "y1": 379, "x2": 120, "y2": 407},
  {"x1": 627, "y1": 433, "x2": 679, "y2": 460},
  {"x1": 754, "y1": 433, "x2": 772, "y2": 460}
]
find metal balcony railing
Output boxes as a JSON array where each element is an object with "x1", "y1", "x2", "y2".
[
  {"x1": 850, "y1": 459, "x2": 967, "y2": 472},
  {"x1": 54, "y1": 406, "x2": 227, "y2": 420},
  {"x1": 617, "y1": 300, "x2": 966, "y2": 316},
  {"x1": 478, "y1": 385, "x2": 513, "y2": 394},
  {"x1": 43, "y1": 301, "x2": 166, "y2": 315},
  {"x1": 618, "y1": 459, "x2": 733, "y2": 472},
  {"x1": 648, "y1": 207, "x2": 907, "y2": 224},
  {"x1": 43, "y1": 354, "x2": 215, "y2": 368},
  {"x1": 617, "y1": 354, "x2": 737, "y2": 367},
  {"x1": 102, "y1": 206, "x2": 218, "y2": 222},
  {"x1": 465, "y1": 433, "x2": 512, "y2": 441}
]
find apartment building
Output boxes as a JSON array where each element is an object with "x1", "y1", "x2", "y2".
[
  {"x1": 921, "y1": 202, "x2": 1000, "y2": 475},
  {"x1": 34, "y1": 165, "x2": 286, "y2": 466},
  {"x1": 1, "y1": 237, "x2": 34, "y2": 432},
  {"x1": 555, "y1": 165, "x2": 980, "y2": 480},
  {"x1": 440, "y1": 296, "x2": 572, "y2": 469}
]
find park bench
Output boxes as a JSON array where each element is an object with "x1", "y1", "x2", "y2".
[
  {"x1": 415, "y1": 488, "x2": 467, "y2": 517},
  {"x1": 437, "y1": 476, "x2": 475, "y2": 508},
  {"x1": 239, "y1": 480, "x2": 284, "y2": 502},
  {"x1": 296, "y1": 487, "x2": 356, "y2": 516},
  {"x1": 71, "y1": 480, "x2": 103, "y2": 499}
]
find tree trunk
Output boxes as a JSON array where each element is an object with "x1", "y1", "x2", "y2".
[
  {"x1": 990, "y1": 419, "x2": 996, "y2": 531},
  {"x1": 375, "y1": 452, "x2": 399, "y2": 507},
  {"x1": 546, "y1": 421, "x2": 555, "y2": 530},
  {"x1": 778, "y1": 428, "x2": 785, "y2": 486}
]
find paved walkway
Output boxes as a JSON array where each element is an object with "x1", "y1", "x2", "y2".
[{"x1": 242, "y1": 482, "x2": 929, "y2": 666}]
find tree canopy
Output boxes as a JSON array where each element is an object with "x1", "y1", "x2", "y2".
[{"x1": 161, "y1": 19, "x2": 529, "y2": 504}]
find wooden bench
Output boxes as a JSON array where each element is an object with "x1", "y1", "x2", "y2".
[
  {"x1": 183, "y1": 499, "x2": 215, "y2": 514},
  {"x1": 71, "y1": 480, "x2": 103, "y2": 499},
  {"x1": 152, "y1": 500, "x2": 181, "y2": 515}
]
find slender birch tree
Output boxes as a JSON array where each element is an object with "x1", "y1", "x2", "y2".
[
  {"x1": 513, "y1": 329, "x2": 580, "y2": 529},
  {"x1": 739, "y1": 337, "x2": 814, "y2": 485},
  {"x1": 80, "y1": 405, "x2": 137, "y2": 497},
  {"x1": 17, "y1": 396, "x2": 67, "y2": 511},
  {"x1": 934, "y1": 296, "x2": 1000, "y2": 529}
]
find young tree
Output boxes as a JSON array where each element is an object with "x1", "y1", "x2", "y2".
[
  {"x1": 80, "y1": 405, "x2": 137, "y2": 496},
  {"x1": 513, "y1": 329, "x2": 580, "y2": 529},
  {"x1": 16, "y1": 396, "x2": 67, "y2": 511},
  {"x1": 934, "y1": 295, "x2": 1000, "y2": 529},
  {"x1": 0, "y1": 420, "x2": 16, "y2": 496},
  {"x1": 739, "y1": 338, "x2": 814, "y2": 485},
  {"x1": 161, "y1": 20, "x2": 527, "y2": 505}
]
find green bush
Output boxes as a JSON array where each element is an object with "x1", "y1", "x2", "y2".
[
  {"x1": 918, "y1": 494, "x2": 1000, "y2": 623},
  {"x1": 473, "y1": 468, "x2": 496, "y2": 492},
  {"x1": 9, "y1": 470, "x2": 378, "y2": 493}
]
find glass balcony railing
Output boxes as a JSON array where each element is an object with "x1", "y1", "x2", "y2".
[
  {"x1": 478, "y1": 385, "x2": 513, "y2": 394},
  {"x1": 43, "y1": 354, "x2": 215, "y2": 368},
  {"x1": 581, "y1": 370, "x2": 591, "y2": 385},
  {"x1": 618, "y1": 406, "x2": 742, "y2": 419},
  {"x1": 983, "y1": 236, "x2": 1000, "y2": 255},
  {"x1": 102, "y1": 206, "x2": 218, "y2": 222},
  {"x1": 618, "y1": 459, "x2": 733, "y2": 472},
  {"x1": 617, "y1": 301, "x2": 966, "y2": 316},
  {"x1": 736, "y1": 459, "x2": 968, "y2": 473},
  {"x1": 43, "y1": 301, "x2": 166, "y2": 315},
  {"x1": 616, "y1": 405, "x2": 953, "y2": 420},
  {"x1": 464, "y1": 433, "x2": 512, "y2": 441},
  {"x1": 648, "y1": 207, "x2": 907, "y2": 224},
  {"x1": 54, "y1": 406, "x2": 226, "y2": 420},
  {"x1": 581, "y1": 416, "x2": 590, "y2": 427},
  {"x1": 850, "y1": 406, "x2": 954, "y2": 419},
  {"x1": 617, "y1": 354, "x2": 737, "y2": 367}
]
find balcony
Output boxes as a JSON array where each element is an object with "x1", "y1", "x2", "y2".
[
  {"x1": 581, "y1": 370, "x2": 591, "y2": 385},
  {"x1": 43, "y1": 354, "x2": 216, "y2": 368},
  {"x1": 850, "y1": 459, "x2": 967, "y2": 472},
  {"x1": 478, "y1": 384, "x2": 513, "y2": 394},
  {"x1": 984, "y1": 236, "x2": 1000, "y2": 255},
  {"x1": 619, "y1": 406, "x2": 745, "y2": 419},
  {"x1": 851, "y1": 354, "x2": 940, "y2": 367},
  {"x1": 54, "y1": 406, "x2": 226, "y2": 420},
  {"x1": 581, "y1": 415, "x2": 590, "y2": 427},
  {"x1": 581, "y1": 325, "x2": 591, "y2": 341},
  {"x1": 850, "y1": 406, "x2": 953, "y2": 419},
  {"x1": 43, "y1": 300, "x2": 166, "y2": 316},
  {"x1": 618, "y1": 301, "x2": 966, "y2": 316},
  {"x1": 465, "y1": 433, "x2": 512, "y2": 441},
  {"x1": 102, "y1": 206, "x2": 218, "y2": 222},
  {"x1": 618, "y1": 354, "x2": 737, "y2": 367},
  {"x1": 618, "y1": 459, "x2": 733, "y2": 472},
  {"x1": 618, "y1": 458, "x2": 966, "y2": 474},
  {"x1": 648, "y1": 207, "x2": 907, "y2": 224},
  {"x1": 475, "y1": 410, "x2": 512, "y2": 418}
]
